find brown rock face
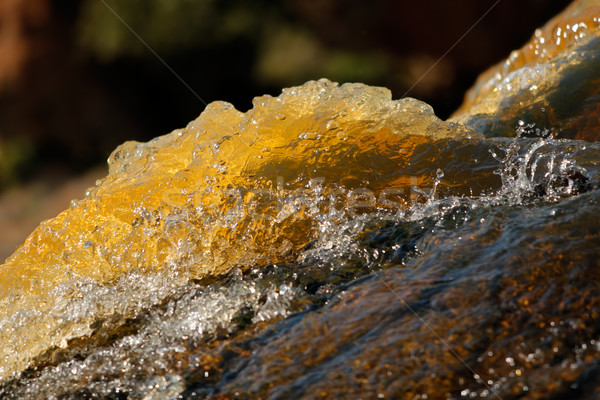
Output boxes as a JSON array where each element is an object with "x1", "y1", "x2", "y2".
[{"x1": 451, "y1": 0, "x2": 600, "y2": 142}]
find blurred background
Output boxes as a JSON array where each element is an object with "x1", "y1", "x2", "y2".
[{"x1": 0, "y1": 0, "x2": 572, "y2": 261}]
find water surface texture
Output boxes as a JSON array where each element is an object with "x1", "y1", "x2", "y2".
[{"x1": 1, "y1": 1, "x2": 600, "y2": 399}]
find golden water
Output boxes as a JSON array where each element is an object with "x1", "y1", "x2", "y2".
[
  {"x1": 0, "y1": 79, "x2": 481, "y2": 381},
  {"x1": 2, "y1": 3, "x2": 600, "y2": 393}
]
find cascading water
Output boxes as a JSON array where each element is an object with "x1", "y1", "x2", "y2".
[
  {"x1": 2, "y1": 0, "x2": 600, "y2": 397},
  {"x1": 1, "y1": 111, "x2": 598, "y2": 398}
]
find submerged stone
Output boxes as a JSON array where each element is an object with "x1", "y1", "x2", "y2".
[{"x1": 450, "y1": 0, "x2": 600, "y2": 141}]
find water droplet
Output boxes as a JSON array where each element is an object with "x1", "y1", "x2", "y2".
[
  {"x1": 325, "y1": 119, "x2": 339, "y2": 130},
  {"x1": 275, "y1": 113, "x2": 286, "y2": 120},
  {"x1": 336, "y1": 130, "x2": 348, "y2": 140},
  {"x1": 299, "y1": 131, "x2": 318, "y2": 140},
  {"x1": 436, "y1": 169, "x2": 444, "y2": 179}
]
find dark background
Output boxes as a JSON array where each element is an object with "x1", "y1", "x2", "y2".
[{"x1": 0, "y1": 0, "x2": 572, "y2": 189}]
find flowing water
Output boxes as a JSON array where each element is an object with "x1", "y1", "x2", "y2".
[
  {"x1": 1, "y1": 79, "x2": 599, "y2": 398},
  {"x1": 4, "y1": 1, "x2": 600, "y2": 397}
]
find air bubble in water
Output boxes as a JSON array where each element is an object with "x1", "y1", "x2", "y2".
[
  {"x1": 336, "y1": 130, "x2": 348, "y2": 140},
  {"x1": 325, "y1": 120, "x2": 340, "y2": 130},
  {"x1": 299, "y1": 131, "x2": 319, "y2": 140}
]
